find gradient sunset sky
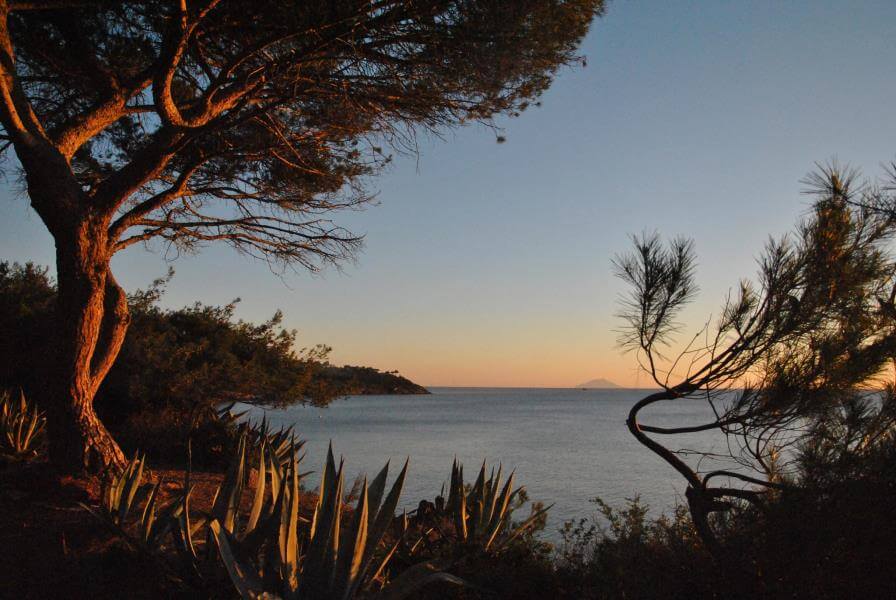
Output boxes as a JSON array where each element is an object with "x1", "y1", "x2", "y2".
[{"x1": 2, "y1": 2, "x2": 895, "y2": 388}]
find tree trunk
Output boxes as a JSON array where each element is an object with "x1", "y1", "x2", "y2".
[
  {"x1": 47, "y1": 216, "x2": 128, "y2": 474},
  {"x1": 627, "y1": 390, "x2": 723, "y2": 553}
]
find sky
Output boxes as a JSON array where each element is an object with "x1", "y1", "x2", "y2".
[{"x1": 2, "y1": 1, "x2": 896, "y2": 388}]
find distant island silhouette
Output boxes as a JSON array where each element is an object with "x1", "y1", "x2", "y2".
[{"x1": 576, "y1": 378, "x2": 621, "y2": 389}]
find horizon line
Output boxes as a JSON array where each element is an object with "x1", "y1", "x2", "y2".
[{"x1": 421, "y1": 384, "x2": 654, "y2": 390}]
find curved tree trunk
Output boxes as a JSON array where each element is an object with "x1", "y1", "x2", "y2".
[
  {"x1": 626, "y1": 389, "x2": 721, "y2": 553},
  {"x1": 47, "y1": 218, "x2": 128, "y2": 474},
  {"x1": 0, "y1": 9, "x2": 131, "y2": 473}
]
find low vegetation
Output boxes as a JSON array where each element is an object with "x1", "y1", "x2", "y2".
[
  {"x1": 208, "y1": 440, "x2": 463, "y2": 599},
  {"x1": 2, "y1": 389, "x2": 895, "y2": 598},
  {"x1": 406, "y1": 460, "x2": 551, "y2": 557}
]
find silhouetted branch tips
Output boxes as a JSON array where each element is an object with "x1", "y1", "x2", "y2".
[
  {"x1": 613, "y1": 232, "x2": 699, "y2": 359},
  {"x1": 619, "y1": 160, "x2": 896, "y2": 551}
]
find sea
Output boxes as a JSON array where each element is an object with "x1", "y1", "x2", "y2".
[{"x1": 234, "y1": 387, "x2": 738, "y2": 539}]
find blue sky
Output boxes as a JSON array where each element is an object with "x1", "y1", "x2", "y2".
[{"x1": 2, "y1": 1, "x2": 895, "y2": 386}]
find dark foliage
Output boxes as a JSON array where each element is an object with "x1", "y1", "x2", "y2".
[
  {"x1": 2, "y1": 0, "x2": 605, "y2": 265},
  {"x1": 0, "y1": 262, "x2": 55, "y2": 397},
  {"x1": 314, "y1": 364, "x2": 429, "y2": 396}
]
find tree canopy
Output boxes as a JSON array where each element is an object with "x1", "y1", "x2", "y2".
[
  {"x1": 0, "y1": 0, "x2": 604, "y2": 471},
  {"x1": 616, "y1": 163, "x2": 896, "y2": 549},
  {"x1": 2, "y1": 0, "x2": 603, "y2": 265}
]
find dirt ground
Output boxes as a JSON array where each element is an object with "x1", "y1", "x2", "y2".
[{"x1": 0, "y1": 459, "x2": 244, "y2": 599}]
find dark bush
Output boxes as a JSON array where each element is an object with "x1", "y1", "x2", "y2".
[{"x1": 0, "y1": 263, "x2": 334, "y2": 465}]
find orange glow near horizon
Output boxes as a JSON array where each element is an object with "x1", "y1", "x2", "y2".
[{"x1": 321, "y1": 319, "x2": 652, "y2": 389}]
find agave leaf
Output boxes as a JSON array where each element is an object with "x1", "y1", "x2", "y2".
[
  {"x1": 216, "y1": 402, "x2": 237, "y2": 417},
  {"x1": 314, "y1": 444, "x2": 338, "y2": 526},
  {"x1": 118, "y1": 454, "x2": 144, "y2": 524},
  {"x1": 366, "y1": 462, "x2": 390, "y2": 520},
  {"x1": 365, "y1": 536, "x2": 402, "y2": 593},
  {"x1": 213, "y1": 434, "x2": 248, "y2": 533},
  {"x1": 268, "y1": 450, "x2": 283, "y2": 504},
  {"x1": 239, "y1": 493, "x2": 280, "y2": 560},
  {"x1": 172, "y1": 485, "x2": 203, "y2": 566},
  {"x1": 484, "y1": 464, "x2": 503, "y2": 525},
  {"x1": 484, "y1": 472, "x2": 515, "y2": 549},
  {"x1": 209, "y1": 520, "x2": 266, "y2": 599},
  {"x1": 335, "y1": 482, "x2": 368, "y2": 600},
  {"x1": 245, "y1": 440, "x2": 267, "y2": 536},
  {"x1": 325, "y1": 461, "x2": 345, "y2": 585},
  {"x1": 178, "y1": 450, "x2": 200, "y2": 559},
  {"x1": 277, "y1": 459, "x2": 292, "y2": 571},
  {"x1": 15, "y1": 397, "x2": 43, "y2": 452},
  {"x1": 108, "y1": 454, "x2": 133, "y2": 513},
  {"x1": 104, "y1": 479, "x2": 114, "y2": 515},
  {"x1": 366, "y1": 459, "x2": 408, "y2": 556},
  {"x1": 469, "y1": 462, "x2": 487, "y2": 535},
  {"x1": 499, "y1": 503, "x2": 554, "y2": 550},
  {"x1": 353, "y1": 461, "x2": 409, "y2": 595},
  {"x1": 446, "y1": 459, "x2": 460, "y2": 512},
  {"x1": 149, "y1": 495, "x2": 184, "y2": 548},
  {"x1": 471, "y1": 462, "x2": 486, "y2": 500},
  {"x1": 456, "y1": 490, "x2": 468, "y2": 542},
  {"x1": 309, "y1": 442, "x2": 336, "y2": 541},
  {"x1": 363, "y1": 513, "x2": 407, "y2": 593},
  {"x1": 282, "y1": 453, "x2": 301, "y2": 593},
  {"x1": 304, "y1": 449, "x2": 341, "y2": 595},
  {"x1": 261, "y1": 487, "x2": 291, "y2": 593},
  {"x1": 140, "y1": 480, "x2": 161, "y2": 544}
]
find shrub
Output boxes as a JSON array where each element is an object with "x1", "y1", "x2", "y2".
[
  {"x1": 0, "y1": 390, "x2": 45, "y2": 458},
  {"x1": 0, "y1": 262, "x2": 334, "y2": 465}
]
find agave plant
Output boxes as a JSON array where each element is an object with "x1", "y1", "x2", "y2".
[
  {"x1": 85, "y1": 453, "x2": 186, "y2": 552},
  {"x1": 0, "y1": 390, "x2": 45, "y2": 457},
  {"x1": 243, "y1": 414, "x2": 303, "y2": 468},
  {"x1": 102, "y1": 453, "x2": 147, "y2": 525},
  {"x1": 170, "y1": 430, "x2": 298, "y2": 570},
  {"x1": 217, "y1": 402, "x2": 303, "y2": 468},
  {"x1": 430, "y1": 459, "x2": 551, "y2": 554},
  {"x1": 208, "y1": 441, "x2": 462, "y2": 599}
]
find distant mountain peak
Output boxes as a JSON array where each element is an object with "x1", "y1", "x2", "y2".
[{"x1": 576, "y1": 378, "x2": 620, "y2": 389}]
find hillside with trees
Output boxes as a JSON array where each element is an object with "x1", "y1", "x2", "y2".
[
  {"x1": 314, "y1": 364, "x2": 429, "y2": 396},
  {"x1": 0, "y1": 263, "x2": 426, "y2": 461}
]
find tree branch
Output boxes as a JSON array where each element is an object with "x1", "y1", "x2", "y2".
[
  {"x1": 107, "y1": 157, "x2": 202, "y2": 244},
  {"x1": 88, "y1": 268, "x2": 130, "y2": 392},
  {"x1": 90, "y1": 127, "x2": 184, "y2": 213},
  {"x1": 0, "y1": 0, "x2": 47, "y2": 147}
]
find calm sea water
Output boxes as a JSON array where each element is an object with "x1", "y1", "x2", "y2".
[{"x1": 235, "y1": 388, "x2": 733, "y2": 537}]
